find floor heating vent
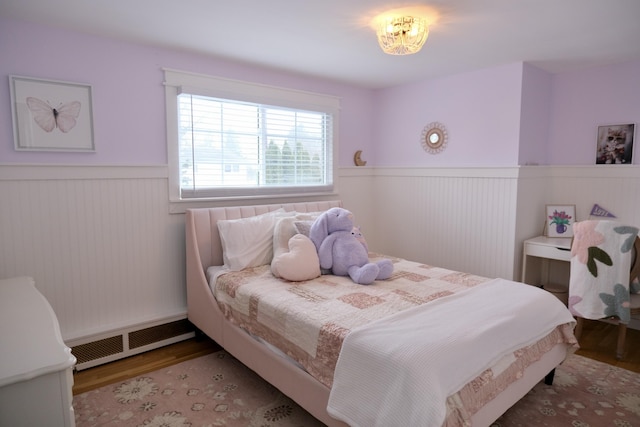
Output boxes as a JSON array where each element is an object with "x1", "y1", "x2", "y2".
[
  {"x1": 129, "y1": 319, "x2": 193, "y2": 349},
  {"x1": 72, "y1": 335, "x2": 124, "y2": 365},
  {"x1": 70, "y1": 317, "x2": 195, "y2": 371}
]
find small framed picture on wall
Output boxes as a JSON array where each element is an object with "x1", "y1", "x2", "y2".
[
  {"x1": 595, "y1": 123, "x2": 635, "y2": 165},
  {"x1": 545, "y1": 205, "x2": 576, "y2": 238},
  {"x1": 9, "y1": 75, "x2": 95, "y2": 152}
]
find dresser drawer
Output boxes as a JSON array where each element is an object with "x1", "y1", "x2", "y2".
[{"x1": 524, "y1": 242, "x2": 572, "y2": 261}]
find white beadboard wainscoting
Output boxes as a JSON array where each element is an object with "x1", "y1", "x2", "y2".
[
  {"x1": 343, "y1": 167, "x2": 521, "y2": 281},
  {"x1": 0, "y1": 165, "x2": 193, "y2": 367},
  {"x1": 341, "y1": 165, "x2": 640, "y2": 282},
  {"x1": 1, "y1": 164, "x2": 639, "y2": 367}
]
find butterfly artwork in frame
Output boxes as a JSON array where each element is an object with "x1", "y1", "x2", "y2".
[{"x1": 10, "y1": 75, "x2": 94, "y2": 152}]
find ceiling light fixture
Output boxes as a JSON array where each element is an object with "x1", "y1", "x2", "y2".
[{"x1": 376, "y1": 16, "x2": 428, "y2": 55}]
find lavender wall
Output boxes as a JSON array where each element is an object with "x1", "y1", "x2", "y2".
[
  {"x1": 547, "y1": 59, "x2": 640, "y2": 165},
  {"x1": 518, "y1": 63, "x2": 552, "y2": 166},
  {"x1": 0, "y1": 18, "x2": 374, "y2": 167},
  {"x1": 1, "y1": 18, "x2": 639, "y2": 168},
  {"x1": 371, "y1": 63, "x2": 524, "y2": 167},
  {"x1": 372, "y1": 58, "x2": 639, "y2": 167}
]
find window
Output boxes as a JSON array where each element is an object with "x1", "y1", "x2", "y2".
[{"x1": 164, "y1": 69, "x2": 339, "y2": 203}]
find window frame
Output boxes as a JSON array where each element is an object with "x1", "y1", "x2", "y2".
[{"x1": 164, "y1": 69, "x2": 340, "y2": 210}]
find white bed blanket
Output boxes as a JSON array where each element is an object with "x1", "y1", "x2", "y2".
[{"x1": 327, "y1": 278, "x2": 576, "y2": 427}]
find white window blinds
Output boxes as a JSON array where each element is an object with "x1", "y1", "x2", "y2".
[{"x1": 165, "y1": 69, "x2": 338, "y2": 201}]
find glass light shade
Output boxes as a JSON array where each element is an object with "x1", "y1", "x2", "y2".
[{"x1": 377, "y1": 16, "x2": 428, "y2": 55}]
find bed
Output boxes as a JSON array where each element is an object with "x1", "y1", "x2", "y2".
[{"x1": 185, "y1": 200, "x2": 578, "y2": 426}]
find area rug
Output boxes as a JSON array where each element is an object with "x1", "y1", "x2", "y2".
[
  {"x1": 491, "y1": 353, "x2": 640, "y2": 426},
  {"x1": 74, "y1": 351, "x2": 640, "y2": 426},
  {"x1": 73, "y1": 351, "x2": 324, "y2": 426}
]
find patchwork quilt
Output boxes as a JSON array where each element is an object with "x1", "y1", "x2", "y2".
[{"x1": 213, "y1": 255, "x2": 577, "y2": 426}]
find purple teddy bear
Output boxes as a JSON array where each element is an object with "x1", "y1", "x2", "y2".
[{"x1": 309, "y1": 207, "x2": 393, "y2": 285}]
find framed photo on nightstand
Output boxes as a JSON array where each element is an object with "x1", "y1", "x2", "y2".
[{"x1": 545, "y1": 205, "x2": 576, "y2": 238}]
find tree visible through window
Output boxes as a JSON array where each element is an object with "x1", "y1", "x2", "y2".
[
  {"x1": 177, "y1": 93, "x2": 332, "y2": 199},
  {"x1": 164, "y1": 70, "x2": 338, "y2": 203}
]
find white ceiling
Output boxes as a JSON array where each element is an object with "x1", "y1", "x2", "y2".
[{"x1": 2, "y1": 0, "x2": 640, "y2": 89}]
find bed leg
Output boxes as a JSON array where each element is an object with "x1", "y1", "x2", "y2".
[
  {"x1": 193, "y1": 327, "x2": 206, "y2": 341},
  {"x1": 544, "y1": 369, "x2": 555, "y2": 385}
]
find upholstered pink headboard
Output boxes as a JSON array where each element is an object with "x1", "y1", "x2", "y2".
[
  {"x1": 183, "y1": 200, "x2": 348, "y2": 427},
  {"x1": 185, "y1": 200, "x2": 343, "y2": 275}
]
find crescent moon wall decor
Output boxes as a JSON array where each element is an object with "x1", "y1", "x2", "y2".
[
  {"x1": 420, "y1": 122, "x2": 448, "y2": 154},
  {"x1": 353, "y1": 150, "x2": 367, "y2": 166}
]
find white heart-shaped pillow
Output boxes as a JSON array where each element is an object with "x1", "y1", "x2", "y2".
[{"x1": 271, "y1": 234, "x2": 320, "y2": 282}]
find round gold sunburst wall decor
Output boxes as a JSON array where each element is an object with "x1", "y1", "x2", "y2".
[{"x1": 420, "y1": 122, "x2": 448, "y2": 154}]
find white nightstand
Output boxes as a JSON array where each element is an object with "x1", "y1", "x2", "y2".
[
  {"x1": 0, "y1": 277, "x2": 76, "y2": 427},
  {"x1": 521, "y1": 236, "x2": 572, "y2": 304}
]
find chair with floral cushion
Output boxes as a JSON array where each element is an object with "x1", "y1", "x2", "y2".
[{"x1": 568, "y1": 220, "x2": 640, "y2": 359}]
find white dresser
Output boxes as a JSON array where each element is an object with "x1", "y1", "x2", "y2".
[{"x1": 0, "y1": 276, "x2": 76, "y2": 427}]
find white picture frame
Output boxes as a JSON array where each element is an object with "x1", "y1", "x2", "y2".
[
  {"x1": 545, "y1": 204, "x2": 576, "y2": 238},
  {"x1": 10, "y1": 75, "x2": 95, "y2": 152}
]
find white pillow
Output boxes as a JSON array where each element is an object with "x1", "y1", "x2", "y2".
[
  {"x1": 294, "y1": 220, "x2": 314, "y2": 237},
  {"x1": 217, "y1": 209, "x2": 294, "y2": 271}
]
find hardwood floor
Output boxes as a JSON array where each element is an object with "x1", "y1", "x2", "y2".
[
  {"x1": 73, "y1": 319, "x2": 640, "y2": 396},
  {"x1": 72, "y1": 336, "x2": 221, "y2": 395},
  {"x1": 574, "y1": 318, "x2": 640, "y2": 373}
]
